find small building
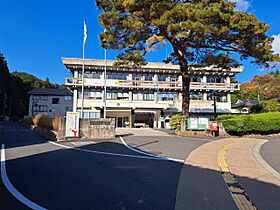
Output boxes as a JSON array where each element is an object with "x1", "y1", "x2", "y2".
[
  {"x1": 62, "y1": 58, "x2": 243, "y2": 128},
  {"x1": 27, "y1": 88, "x2": 73, "y2": 117},
  {"x1": 231, "y1": 99, "x2": 260, "y2": 113}
]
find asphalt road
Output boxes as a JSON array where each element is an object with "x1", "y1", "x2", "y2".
[
  {"x1": 261, "y1": 136, "x2": 280, "y2": 174},
  {"x1": 0, "y1": 123, "x2": 237, "y2": 209}
]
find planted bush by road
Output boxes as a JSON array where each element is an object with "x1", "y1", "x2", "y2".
[{"x1": 222, "y1": 112, "x2": 280, "y2": 135}]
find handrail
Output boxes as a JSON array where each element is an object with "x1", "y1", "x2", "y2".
[{"x1": 65, "y1": 78, "x2": 240, "y2": 90}]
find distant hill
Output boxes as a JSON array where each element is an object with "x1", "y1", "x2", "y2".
[{"x1": 12, "y1": 72, "x2": 66, "y2": 89}]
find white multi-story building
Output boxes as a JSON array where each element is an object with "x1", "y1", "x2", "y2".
[
  {"x1": 62, "y1": 57, "x2": 243, "y2": 128},
  {"x1": 28, "y1": 88, "x2": 73, "y2": 118}
]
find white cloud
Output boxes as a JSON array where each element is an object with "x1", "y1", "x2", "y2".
[
  {"x1": 228, "y1": 0, "x2": 252, "y2": 12},
  {"x1": 272, "y1": 34, "x2": 280, "y2": 55}
]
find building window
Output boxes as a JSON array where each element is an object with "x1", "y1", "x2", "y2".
[
  {"x1": 207, "y1": 92, "x2": 227, "y2": 102},
  {"x1": 78, "y1": 112, "x2": 101, "y2": 119},
  {"x1": 133, "y1": 91, "x2": 154, "y2": 101},
  {"x1": 107, "y1": 90, "x2": 129, "y2": 100},
  {"x1": 106, "y1": 72, "x2": 128, "y2": 80},
  {"x1": 207, "y1": 93, "x2": 214, "y2": 100},
  {"x1": 190, "y1": 76, "x2": 202, "y2": 82},
  {"x1": 79, "y1": 71, "x2": 102, "y2": 79},
  {"x1": 158, "y1": 92, "x2": 178, "y2": 101},
  {"x1": 207, "y1": 77, "x2": 225, "y2": 83},
  {"x1": 158, "y1": 75, "x2": 168, "y2": 81},
  {"x1": 216, "y1": 93, "x2": 228, "y2": 102},
  {"x1": 39, "y1": 105, "x2": 47, "y2": 112},
  {"x1": 52, "y1": 98, "x2": 60, "y2": 104},
  {"x1": 32, "y1": 105, "x2": 39, "y2": 112},
  {"x1": 144, "y1": 74, "x2": 153, "y2": 81},
  {"x1": 39, "y1": 96, "x2": 48, "y2": 101},
  {"x1": 64, "y1": 96, "x2": 72, "y2": 101},
  {"x1": 190, "y1": 92, "x2": 203, "y2": 100},
  {"x1": 89, "y1": 91, "x2": 102, "y2": 99}
]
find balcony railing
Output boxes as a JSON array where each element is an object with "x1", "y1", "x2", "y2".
[
  {"x1": 190, "y1": 82, "x2": 240, "y2": 91},
  {"x1": 65, "y1": 78, "x2": 181, "y2": 89},
  {"x1": 65, "y1": 78, "x2": 240, "y2": 91}
]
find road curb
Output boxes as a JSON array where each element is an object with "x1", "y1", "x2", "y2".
[{"x1": 253, "y1": 140, "x2": 280, "y2": 181}]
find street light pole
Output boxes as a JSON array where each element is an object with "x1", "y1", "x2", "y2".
[{"x1": 213, "y1": 91, "x2": 217, "y2": 119}]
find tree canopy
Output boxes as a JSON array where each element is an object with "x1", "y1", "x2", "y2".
[{"x1": 95, "y1": 0, "x2": 280, "y2": 119}]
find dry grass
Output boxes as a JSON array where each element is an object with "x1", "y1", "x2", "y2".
[
  {"x1": 52, "y1": 116, "x2": 60, "y2": 132},
  {"x1": 33, "y1": 114, "x2": 53, "y2": 130}
]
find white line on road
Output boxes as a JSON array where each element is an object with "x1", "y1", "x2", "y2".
[
  {"x1": 253, "y1": 140, "x2": 280, "y2": 181},
  {"x1": 119, "y1": 136, "x2": 184, "y2": 163},
  {"x1": 48, "y1": 141, "x2": 184, "y2": 162},
  {"x1": 1, "y1": 144, "x2": 47, "y2": 210}
]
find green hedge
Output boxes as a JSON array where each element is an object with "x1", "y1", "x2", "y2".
[{"x1": 222, "y1": 112, "x2": 280, "y2": 135}]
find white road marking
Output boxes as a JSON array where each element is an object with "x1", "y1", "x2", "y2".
[
  {"x1": 48, "y1": 141, "x2": 183, "y2": 162},
  {"x1": 119, "y1": 136, "x2": 184, "y2": 163},
  {"x1": 253, "y1": 140, "x2": 280, "y2": 181},
  {"x1": 1, "y1": 144, "x2": 47, "y2": 210}
]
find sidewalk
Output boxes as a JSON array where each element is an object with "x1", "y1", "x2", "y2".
[{"x1": 175, "y1": 138, "x2": 280, "y2": 210}]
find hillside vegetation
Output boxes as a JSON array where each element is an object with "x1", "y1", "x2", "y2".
[
  {"x1": 0, "y1": 52, "x2": 65, "y2": 118},
  {"x1": 231, "y1": 70, "x2": 280, "y2": 105}
]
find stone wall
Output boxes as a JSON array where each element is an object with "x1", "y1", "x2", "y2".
[{"x1": 57, "y1": 118, "x2": 115, "y2": 141}]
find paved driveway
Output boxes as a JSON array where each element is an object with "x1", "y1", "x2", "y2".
[{"x1": 0, "y1": 123, "x2": 221, "y2": 209}]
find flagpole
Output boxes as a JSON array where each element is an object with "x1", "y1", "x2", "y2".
[
  {"x1": 104, "y1": 29, "x2": 107, "y2": 119},
  {"x1": 81, "y1": 20, "x2": 86, "y2": 119}
]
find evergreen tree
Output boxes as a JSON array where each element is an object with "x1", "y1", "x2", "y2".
[{"x1": 95, "y1": 0, "x2": 280, "y2": 130}]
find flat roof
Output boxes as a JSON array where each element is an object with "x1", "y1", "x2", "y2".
[
  {"x1": 61, "y1": 57, "x2": 244, "y2": 76},
  {"x1": 27, "y1": 88, "x2": 72, "y2": 96}
]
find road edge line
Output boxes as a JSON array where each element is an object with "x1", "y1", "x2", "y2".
[
  {"x1": 119, "y1": 136, "x2": 184, "y2": 163},
  {"x1": 253, "y1": 140, "x2": 280, "y2": 181},
  {"x1": 48, "y1": 141, "x2": 183, "y2": 162},
  {"x1": 1, "y1": 144, "x2": 47, "y2": 210}
]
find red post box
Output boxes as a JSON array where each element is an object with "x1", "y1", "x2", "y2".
[{"x1": 210, "y1": 121, "x2": 218, "y2": 131}]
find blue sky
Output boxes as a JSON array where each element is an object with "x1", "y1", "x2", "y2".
[{"x1": 0, "y1": 0, "x2": 279, "y2": 85}]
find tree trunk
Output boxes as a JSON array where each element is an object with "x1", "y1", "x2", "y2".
[{"x1": 180, "y1": 62, "x2": 190, "y2": 132}]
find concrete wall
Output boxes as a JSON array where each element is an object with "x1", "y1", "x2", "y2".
[{"x1": 57, "y1": 117, "x2": 115, "y2": 141}]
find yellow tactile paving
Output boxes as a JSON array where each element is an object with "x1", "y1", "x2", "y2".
[{"x1": 217, "y1": 139, "x2": 239, "y2": 173}]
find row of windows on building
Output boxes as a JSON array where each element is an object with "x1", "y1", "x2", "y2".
[
  {"x1": 78, "y1": 90, "x2": 228, "y2": 102},
  {"x1": 78, "y1": 71, "x2": 227, "y2": 83},
  {"x1": 32, "y1": 96, "x2": 73, "y2": 103},
  {"x1": 32, "y1": 105, "x2": 72, "y2": 112},
  {"x1": 78, "y1": 90, "x2": 178, "y2": 101}
]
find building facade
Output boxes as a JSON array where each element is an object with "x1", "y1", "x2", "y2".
[
  {"x1": 62, "y1": 58, "x2": 243, "y2": 128},
  {"x1": 28, "y1": 88, "x2": 73, "y2": 118}
]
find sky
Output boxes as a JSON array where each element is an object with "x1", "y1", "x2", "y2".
[{"x1": 0, "y1": 0, "x2": 279, "y2": 85}]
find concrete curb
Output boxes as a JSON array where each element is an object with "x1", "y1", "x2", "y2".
[{"x1": 253, "y1": 140, "x2": 280, "y2": 181}]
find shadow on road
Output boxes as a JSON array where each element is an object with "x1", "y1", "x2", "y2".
[{"x1": 0, "y1": 123, "x2": 279, "y2": 210}]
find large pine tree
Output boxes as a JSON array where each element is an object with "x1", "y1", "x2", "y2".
[{"x1": 95, "y1": 0, "x2": 279, "y2": 129}]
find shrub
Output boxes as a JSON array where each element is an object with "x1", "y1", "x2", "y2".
[
  {"x1": 169, "y1": 114, "x2": 186, "y2": 131},
  {"x1": 52, "y1": 116, "x2": 60, "y2": 132},
  {"x1": 216, "y1": 114, "x2": 234, "y2": 121},
  {"x1": 33, "y1": 114, "x2": 53, "y2": 130},
  {"x1": 222, "y1": 112, "x2": 280, "y2": 135},
  {"x1": 22, "y1": 117, "x2": 34, "y2": 126}
]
